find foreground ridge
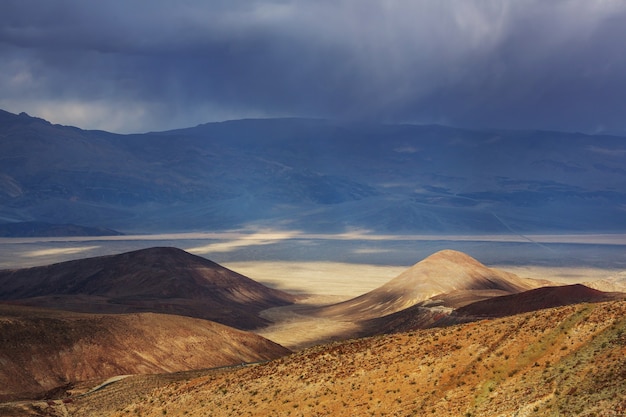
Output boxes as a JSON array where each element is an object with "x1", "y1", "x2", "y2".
[{"x1": 55, "y1": 300, "x2": 626, "y2": 417}]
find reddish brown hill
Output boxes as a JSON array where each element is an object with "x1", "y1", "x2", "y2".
[
  {"x1": 359, "y1": 284, "x2": 625, "y2": 336},
  {"x1": 455, "y1": 283, "x2": 625, "y2": 319},
  {"x1": 314, "y1": 250, "x2": 547, "y2": 320},
  {"x1": 0, "y1": 247, "x2": 296, "y2": 329},
  {"x1": 0, "y1": 304, "x2": 290, "y2": 402}
]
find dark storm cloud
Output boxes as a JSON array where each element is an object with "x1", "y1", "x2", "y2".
[{"x1": 1, "y1": 0, "x2": 626, "y2": 133}]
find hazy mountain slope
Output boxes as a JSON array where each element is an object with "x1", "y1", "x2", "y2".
[
  {"x1": 0, "y1": 304, "x2": 291, "y2": 402},
  {"x1": 52, "y1": 300, "x2": 626, "y2": 417},
  {"x1": 0, "y1": 247, "x2": 296, "y2": 329},
  {"x1": 2, "y1": 109, "x2": 626, "y2": 233},
  {"x1": 0, "y1": 221, "x2": 123, "y2": 237},
  {"x1": 314, "y1": 250, "x2": 548, "y2": 320}
]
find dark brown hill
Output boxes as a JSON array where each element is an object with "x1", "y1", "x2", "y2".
[
  {"x1": 0, "y1": 304, "x2": 291, "y2": 402},
  {"x1": 0, "y1": 247, "x2": 296, "y2": 329},
  {"x1": 358, "y1": 284, "x2": 625, "y2": 336},
  {"x1": 455, "y1": 283, "x2": 625, "y2": 319},
  {"x1": 313, "y1": 250, "x2": 548, "y2": 320}
]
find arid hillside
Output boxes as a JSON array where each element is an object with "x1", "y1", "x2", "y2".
[
  {"x1": 455, "y1": 283, "x2": 626, "y2": 319},
  {"x1": 2, "y1": 247, "x2": 625, "y2": 417},
  {"x1": 361, "y1": 283, "x2": 625, "y2": 336},
  {"x1": 26, "y1": 299, "x2": 625, "y2": 417},
  {"x1": 313, "y1": 249, "x2": 550, "y2": 320},
  {"x1": 0, "y1": 304, "x2": 290, "y2": 402},
  {"x1": 0, "y1": 247, "x2": 296, "y2": 329}
]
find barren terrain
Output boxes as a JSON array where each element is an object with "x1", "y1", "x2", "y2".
[
  {"x1": 25, "y1": 299, "x2": 625, "y2": 417},
  {"x1": 1, "y1": 239, "x2": 625, "y2": 416},
  {"x1": 255, "y1": 250, "x2": 556, "y2": 349},
  {"x1": 0, "y1": 305, "x2": 290, "y2": 402}
]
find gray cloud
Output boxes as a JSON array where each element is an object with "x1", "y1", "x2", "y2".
[{"x1": 1, "y1": 0, "x2": 626, "y2": 133}]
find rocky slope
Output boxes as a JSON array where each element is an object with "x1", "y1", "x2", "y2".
[{"x1": 23, "y1": 299, "x2": 625, "y2": 417}]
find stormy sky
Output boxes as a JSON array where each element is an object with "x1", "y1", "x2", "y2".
[{"x1": 1, "y1": 0, "x2": 626, "y2": 134}]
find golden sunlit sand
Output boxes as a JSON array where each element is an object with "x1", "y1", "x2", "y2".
[
  {"x1": 223, "y1": 261, "x2": 409, "y2": 349},
  {"x1": 223, "y1": 261, "x2": 408, "y2": 297}
]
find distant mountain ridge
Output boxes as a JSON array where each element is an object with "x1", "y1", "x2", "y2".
[{"x1": 1, "y1": 109, "x2": 625, "y2": 233}]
